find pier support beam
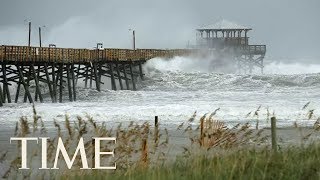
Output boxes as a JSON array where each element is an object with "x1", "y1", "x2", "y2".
[
  {"x1": 23, "y1": 66, "x2": 32, "y2": 103},
  {"x1": 71, "y1": 64, "x2": 77, "y2": 101},
  {"x1": 98, "y1": 63, "x2": 102, "y2": 90},
  {"x1": 110, "y1": 63, "x2": 117, "y2": 91},
  {"x1": 44, "y1": 63, "x2": 54, "y2": 103},
  {"x1": 52, "y1": 64, "x2": 57, "y2": 103},
  {"x1": 2, "y1": 63, "x2": 11, "y2": 103},
  {"x1": 59, "y1": 64, "x2": 64, "y2": 103},
  {"x1": 0, "y1": 86, "x2": 3, "y2": 106},
  {"x1": 31, "y1": 64, "x2": 43, "y2": 103},
  {"x1": 66, "y1": 64, "x2": 73, "y2": 102},
  {"x1": 138, "y1": 60, "x2": 144, "y2": 80},
  {"x1": 14, "y1": 81, "x2": 21, "y2": 103},
  {"x1": 90, "y1": 64, "x2": 93, "y2": 89},
  {"x1": 85, "y1": 65, "x2": 89, "y2": 88},
  {"x1": 93, "y1": 63, "x2": 100, "y2": 92},
  {"x1": 35, "y1": 65, "x2": 40, "y2": 102},
  {"x1": 129, "y1": 63, "x2": 136, "y2": 91},
  {"x1": 123, "y1": 64, "x2": 130, "y2": 90},
  {"x1": 116, "y1": 62, "x2": 123, "y2": 90},
  {"x1": 75, "y1": 64, "x2": 81, "y2": 86},
  {"x1": 17, "y1": 65, "x2": 33, "y2": 103}
]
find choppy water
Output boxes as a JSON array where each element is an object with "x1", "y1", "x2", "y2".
[{"x1": 1, "y1": 57, "x2": 320, "y2": 134}]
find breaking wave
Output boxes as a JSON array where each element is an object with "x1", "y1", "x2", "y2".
[
  {"x1": 142, "y1": 57, "x2": 320, "y2": 91},
  {"x1": 1, "y1": 56, "x2": 319, "y2": 131}
]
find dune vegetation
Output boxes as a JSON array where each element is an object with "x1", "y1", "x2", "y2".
[{"x1": 1, "y1": 105, "x2": 320, "y2": 179}]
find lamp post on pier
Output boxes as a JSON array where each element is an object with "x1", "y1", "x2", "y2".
[
  {"x1": 129, "y1": 29, "x2": 136, "y2": 50},
  {"x1": 24, "y1": 19, "x2": 32, "y2": 47},
  {"x1": 28, "y1": 22, "x2": 31, "y2": 47},
  {"x1": 38, "y1": 25, "x2": 46, "y2": 47}
]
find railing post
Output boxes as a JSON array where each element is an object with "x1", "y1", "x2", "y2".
[
  {"x1": 271, "y1": 117, "x2": 277, "y2": 152},
  {"x1": 154, "y1": 116, "x2": 159, "y2": 145}
]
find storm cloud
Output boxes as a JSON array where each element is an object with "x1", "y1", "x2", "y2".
[{"x1": 0, "y1": 0, "x2": 319, "y2": 60}]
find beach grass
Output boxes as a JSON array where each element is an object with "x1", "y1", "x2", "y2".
[
  {"x1": 66, "y1": 143, "x2": 320, "y2": 180},
  {"x1": 1, "y1": 105, "x2": 320, "y2": 179}
]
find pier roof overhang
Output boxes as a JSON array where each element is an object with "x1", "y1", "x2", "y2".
[{"x1": 197, "y1": 19, "x2": 252, "y2": 31}]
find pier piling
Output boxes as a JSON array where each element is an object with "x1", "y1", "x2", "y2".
[
  {"x1": 129, "y1": 63, "x2": 136, "y2": 91},
  {"x1": 0, "y1": 86, "x2": 3, "y2": 106},
  {"x1": 115, "y1": 63, "x2": 123, "y2": 90},
  {"x1": 123, "y1": 64, "x2": 130, "y2": 90},
  {"x1": 59, "y1": 64, "x2": 63, "y2": 103},
  {"x1": 17, "y1": 65, "x2": 33, "y2": 103},
  {"x1": 71, "y1": 64, "x2": 77, "y2": 101},
  {"x1": 109, "y1": 63, "x2": 117, "y2": 91}
]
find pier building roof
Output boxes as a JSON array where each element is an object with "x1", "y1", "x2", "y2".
[{"x1": 197, "y1": 19, "x2": 252, "y2": 31}]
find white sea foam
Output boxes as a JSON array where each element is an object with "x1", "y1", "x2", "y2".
[
  {"x1": 264, "y1": 61, "x2": 320, "y2": 75},
  {"x1": 0, "y1": 56, "x2": 320, "y2": 133}
]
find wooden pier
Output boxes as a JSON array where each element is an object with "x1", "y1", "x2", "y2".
[{"x1": 0, "y1": 45, "x2": 196, "y2": 105}]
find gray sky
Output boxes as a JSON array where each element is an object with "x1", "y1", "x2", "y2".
[{"x1": 0, "y1": 0, "x2": 319, "y2": 60}]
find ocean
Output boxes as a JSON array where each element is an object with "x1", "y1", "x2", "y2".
[{"x1": 0, "y1": 56, "x2": 319, "y2": 135}]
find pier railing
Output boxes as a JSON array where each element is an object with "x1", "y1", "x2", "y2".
[
  {"x1": 0, "y1": 45, "x2": 266, "y2": 63},
  {"x1": 237, "y1": 45, "x2": 266, "y2": 55},
  {"x1": 0, "y1": 45, "x2": 195, "y2": 63}
]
